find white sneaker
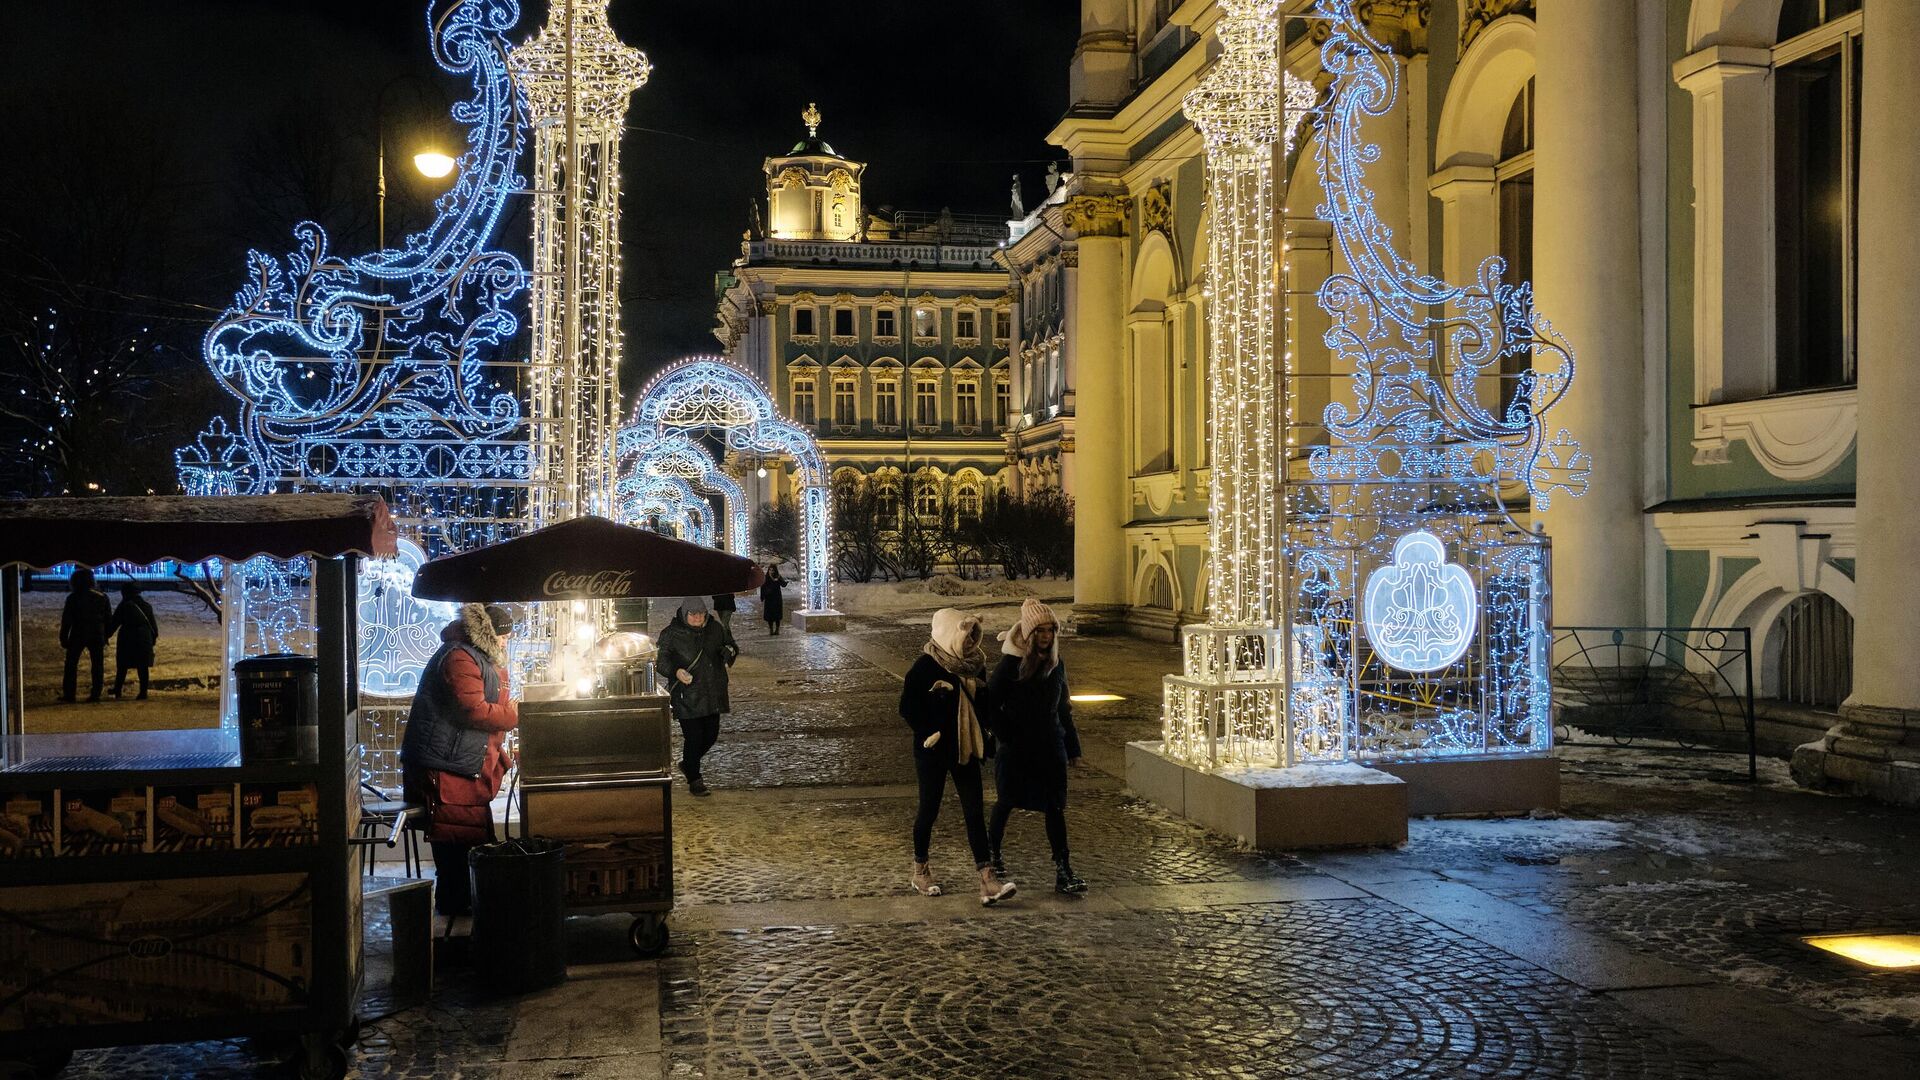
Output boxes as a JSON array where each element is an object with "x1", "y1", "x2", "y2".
[
  {"x1": 912, "y1": 860, "x2": 943, "y2": 896},
  {"x1": 979, "y1": 865, "x2": 1017, "y2": 906}
]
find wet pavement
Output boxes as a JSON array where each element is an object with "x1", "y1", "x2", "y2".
[{"x1": 45, "y1": 596, "x2": 1920, "y2": 1079}]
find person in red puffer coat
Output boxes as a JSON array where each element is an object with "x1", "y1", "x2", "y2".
[{"x1": 401, "y1": 603, "x2": 518, "y2": 916}]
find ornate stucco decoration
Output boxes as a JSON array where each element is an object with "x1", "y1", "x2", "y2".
[
  {"x1": 1308, "y1": 0, "x2": 1430, "y2": 55},
  {"x1": 1064, "y1": 194, "x2": 1133, "y2": 238},
  {"x1": 1460, "y1": 0, "x2": 1534, "y2": 54},
  {"x1": 1140, "y1": 181, "x2": 1175, "y2": 242}
]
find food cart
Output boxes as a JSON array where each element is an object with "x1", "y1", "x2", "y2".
[
  {"x1": 411, "y1": 515, "x2": 762, "y2": 956},
  {"x1": 0, "y1": 495, "x2": 397, "y2": 1080}
]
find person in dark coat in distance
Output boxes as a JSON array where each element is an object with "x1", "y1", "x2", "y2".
[
  {"x1": 901, "y1": 608, "x2": 1015, "y2": 905},
  {"x1": 987, "y1": 599, "x2": 1086, "y2": 894},
  {"x1": 758, "y1": 563, "x2": 787, "y2": 635},
  {"x1": 655, "y1": 596, "x2": 738, "y2": 797},
  {"x1": 59, "y1": 567, "x2": 113, "y2": 703},
  {"x1": 107, "y1": 583, "x2": 159, "y2": 700},
  {"x1": 400, "y1": 603, "x2": 519, "y2": 918}
]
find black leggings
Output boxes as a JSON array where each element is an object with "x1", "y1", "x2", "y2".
[
  {"x1": 989, "y1": 800, "x2": 1070, "y2": 862},
  {"x1": 679, "y1": 714, "x2": 721, "y2": 777},
  {"x1": 913, "y1": 755, "x2": 989, "y2": 867}
]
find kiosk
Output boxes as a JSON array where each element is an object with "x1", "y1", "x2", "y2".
[{"x1": 0, "y1": 495, "x2": 397, "y2": 1080}]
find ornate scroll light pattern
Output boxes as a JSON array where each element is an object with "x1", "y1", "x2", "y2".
[
  {"x1": 1161, "y1": 0, "x2": 1326, "y2": 770},
  {"x1": 619, "y1": 357, "x2": 836, "y2": 613},
  {"x1": 180, "y1": 0, "x2": 531, "y2": 694},
  {"x1": 621, "y1": 433, "x2": 750, "y2": 555},
  {"x1": 359, "y1": 537, "x2": 460, "y2": 696},
  {"x1": 618, "y1": 473, "x2": 714, "y2": 546},
  {"x1": 1286, "y1": 0, "x2": 1585, "y2": 760}
]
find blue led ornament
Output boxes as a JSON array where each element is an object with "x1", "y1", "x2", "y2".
[
  {"x1": 1362, "y1": 531, "x2": 1478, "y2": 673},
  {"x1": 358, "y1": 537, "x2": 460, "y2": 696}
]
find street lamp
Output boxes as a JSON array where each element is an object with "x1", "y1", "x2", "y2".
[{"x1": 412, "y1": 151, "x2": 457, "y2": 179}]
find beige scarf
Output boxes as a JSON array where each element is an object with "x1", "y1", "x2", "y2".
[{"x1": 925, "y1": 609, "x2": 988, "y2": 764}]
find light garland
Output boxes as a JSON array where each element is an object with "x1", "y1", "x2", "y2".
[
  {"x1": 177, "y1": 0, "x2": 533, "y2": 701},
  {"x1": 1162, "y1": 0, "x2": 1588, "y2": 770},
  {"x1": 617, "y1": 432, "x2": 751, "y2": 555},
  {"x1": 621, "y1": 357, "x2": 836, "y2": 612}
]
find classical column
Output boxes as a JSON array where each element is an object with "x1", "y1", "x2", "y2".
[
  {"x1": 1064, "y1": 200, "x2": 1130, "y2": 628},
  {"x1": 1533, "y1": 0, "x2": 1643, "y2": 628},
  {"x1": 1847, "y1": 0, "x2": 1920, "y2": 716}
]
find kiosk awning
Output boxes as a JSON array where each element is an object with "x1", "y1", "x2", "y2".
[
  {"x1": 0, "y1": 494, "x2": 398, "y2": 569},
  {"x1": 412, "y1": 515, "x2": 765, "y2": 602}
]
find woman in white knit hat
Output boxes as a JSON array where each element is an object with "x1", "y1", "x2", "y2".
[
  {"x1": 987, "y1": 598, "x2": 1086, "y2": 893},
  {"x1": 900, "y1": 608, "x2": 1016, "y2": 904}
]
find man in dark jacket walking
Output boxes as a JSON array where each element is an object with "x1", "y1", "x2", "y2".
[
  {"x1": 59, "y1": 567, "x2": 113, "y2": 703},
  {"x1": 108, "y1": 583, "x2": 159, "y2": 700},
  {"x1": 656, "y1": 596, "x2": 738, "y2": 797}
]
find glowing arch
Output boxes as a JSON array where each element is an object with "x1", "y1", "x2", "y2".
[
  {"x1": 619, "y1": 473, "x2": 714, "y2": 546},
  {"x1": 619, "y1": 432, "x2": 749, "y2": 555},
  {"x1": 621, "y1": 357, "x2": 835, "y2": 614}
]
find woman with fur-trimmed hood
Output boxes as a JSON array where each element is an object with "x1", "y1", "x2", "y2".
[
  {"x1": 401, "y1": 603, "x2": 519, "y2": 917},
  {"x1": 986, "y1": 599, "x2": 1086, "y2": 894}
]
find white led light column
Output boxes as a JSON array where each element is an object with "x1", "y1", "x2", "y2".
[
  {"x1": 512, "y1": 0, "x2": 651, "y2": 679},
  {"x1": 1161, "y1": 0, "x2": 1319, "y2": 768}
]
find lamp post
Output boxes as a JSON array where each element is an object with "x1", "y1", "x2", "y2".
[{"x1": 375, "y1": 75, "x2": 458, "y2": 254}]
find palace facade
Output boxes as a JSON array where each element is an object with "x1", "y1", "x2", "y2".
[
  {"x1": 714, "y1": 106, "x2": 1016, "y2": 522},
  {"x1": 1018, "y1": 0, "x2": 1919, "y2": 801}
]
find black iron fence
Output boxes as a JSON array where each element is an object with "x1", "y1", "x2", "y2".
[{"x1": 1550, "y1": 626, "x2": 1757, "y2": 781}]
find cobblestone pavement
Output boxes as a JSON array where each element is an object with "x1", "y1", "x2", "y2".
[{"x1": 45, "y1": 608, "x2": 1920, "y2": 1079}]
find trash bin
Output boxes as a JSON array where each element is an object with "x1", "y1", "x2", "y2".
[
  {"x1": 468, "y1": 837, "x2": 567, "y2": 993},
  {"x1": 234, "y1": 654, "x2": 319, "y2": 765}
]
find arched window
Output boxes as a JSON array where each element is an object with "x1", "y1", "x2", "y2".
[
  {"x1": 1774, "y1": 0, "x2": 1862, "y2": 392},
  {"x1": 956, "y1": 482, "x2": 983, "y2": 522},
  {"x1": 913, "y1": 473, "x2": 941, "y2": 520},
  {"x1": 1496, "y1": 77, "x2": 1534, "y2": 417},
  {"x1": 1772, "y1": 590, "x2": 1854, "y2": 708}
]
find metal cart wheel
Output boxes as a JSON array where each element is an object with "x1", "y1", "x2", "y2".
[
  {"x1": 629, "y1": 914, "x2": 669, "y2": 957},
  {"x1": 296, "y1": 1031, "x2": 350, "y2": 1080}
]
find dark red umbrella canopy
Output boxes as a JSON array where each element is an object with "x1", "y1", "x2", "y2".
[{"x1": 411, "y1": 516, "x2": 764, "y2": 603}]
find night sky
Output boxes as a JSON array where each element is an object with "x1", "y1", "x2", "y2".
[{"x1": 1, "y1": 0, "x2": 1081, "y2": 387}]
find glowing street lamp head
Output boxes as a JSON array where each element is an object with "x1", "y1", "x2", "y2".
[{"x1": 413, "y1": 151, "x2": 458, "y2": 179}]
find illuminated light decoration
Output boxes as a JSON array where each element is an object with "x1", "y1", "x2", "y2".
[
  {"x1": 1161, "y1": 0, "x2": 1586, "y2": 770},
  {"x1": 1362, "y1": 531, "x2": 1478, "y2": 674},
  {"x1": 1162, "y1": 0, "x2": 1326, "y2": 768},
  {"x1": 620, "y1": 357, "x2": 836, "y2": 614},
  {"x1": 178, "y1": 0, "x2": 534, "y2": 709},
  {"x1": 618, "y1": 432, "x2": 750, "y2": 554},
  {"x1": 512, "y1": 1, "x2": 651, "y2": 678},
  {"x1": 1804, "y1": 935, "x2": 1920, "y2": 970},
  {"x1": 358, "y1": 537, "x2": 460, "y2": 696},
  {"x1": 618, "y1": 473, "x2": 716, "y2": 547}
]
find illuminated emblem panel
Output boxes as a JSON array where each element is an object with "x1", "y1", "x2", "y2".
[{"x1": 1362, "y1": 531, "x2": 1477, "y2": 674}]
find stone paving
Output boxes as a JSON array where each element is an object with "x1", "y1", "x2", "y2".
[{"x1": 40, "y1": 599, "x2": 1920, "y2": 1079}]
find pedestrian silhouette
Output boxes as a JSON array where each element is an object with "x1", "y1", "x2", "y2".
[
  {"x1": 108, "y1": 582, "x2": 159, "y2": 701},
  {"x1": 59, "y1": 567, "x2": 112, "y2": 703}
]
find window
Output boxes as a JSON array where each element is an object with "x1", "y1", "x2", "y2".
[
  {"x1": 956, "y1": 484, "x2": 983, "y2": 522},
  {"x1": 914, "y1": 480, "x2": 940, "y2": 520},
  {"x1": 791, "y1": 376, "x2": 816, "y2": 426},
  {"x1": 874, "y1": 377, "x2": 900, "y2": 428},
  {"x1": 993, "y1": 377, "x2": 1012, "y2": 430},
  {"x1": 833, "y1": 378, "x2": 857, "y2": 428},
  {"x1": 1773, "y1": 590, "x2": 1854, "y2": 708},
  {"x1": 1773, "y1": 0, "x2": 1861, "y2": 391},
  {"x1": 956, "y1": 380, "x2": 980, "y2": 430},
  {"x1": 913, "y1": 306, "x2": 938, "y2": 340},
  {"x1": 794, "y1": 306, "x2": 816, "y2": 337},
  {"x1": 914, "y1": 379, "x2": 939, "y2": 428},
  {"x1": 955, "y1": 308, "x2": 978, "y2": 340},
  {"x1": 875, "y1": 307, "x2": 897, "y2": 338},
  {"x1": 1496, "y1": 77, "x2": 1535, "y2": 418},
  {"x1": 875, "y1": 478, "x2": 901, "y2": 523},
  {"x1": 833, "y1": 307, "x2": 855, "y2": 338},
  {"x1": 994, "y1": 309, "x2": 1011, "y2": 341}
]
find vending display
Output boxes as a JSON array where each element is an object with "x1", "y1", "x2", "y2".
[
  {"x1": 60, "y1": 788, "x2": 149, "y2": 856},
  {"x1": 0, "y1": 792, "x2": 55, "y2": 859},
  {"x1": 240, "y1": 782, "x2": 319, "y2": 848},
  {"x1": 153, "y1": 784, "x2": 238, "y2": 852}
]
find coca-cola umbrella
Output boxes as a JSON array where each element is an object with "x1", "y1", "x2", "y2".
[{"x1": 411, "y1": 515, "x2": 765, "y2": 603}]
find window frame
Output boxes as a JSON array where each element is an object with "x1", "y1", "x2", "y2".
[{"x1": 792, "y1": 305, "x2": 817, "y2": 339}]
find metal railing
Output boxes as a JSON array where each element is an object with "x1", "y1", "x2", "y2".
[{"x1": 1550, "y1": 626, "x2": 1757, "y2": 781}]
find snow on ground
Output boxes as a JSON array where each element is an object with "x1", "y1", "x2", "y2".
[
  {"x1": 833, "y1": 575, "x2": 1073, "y2": 631},
  {"x1": 18, "y1": 589, "x2": 224, "y2": 732}
]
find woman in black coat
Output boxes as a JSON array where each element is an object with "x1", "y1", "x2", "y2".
[
  {"x1": 986, "y1": 599, "x2": 1086, "y2": 894},
  {"x1": 901, "y1": 608, "x2": 1015, "y2": 905},
  {"x1": 758, "y1": 564, "x2": 786, "y2": 635},
  {"x1": 108, "y1": 583, "x2": 159, "y2": 700}
]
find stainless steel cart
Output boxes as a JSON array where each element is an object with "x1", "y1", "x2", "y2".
[{"x1": 514, "y1": 695, "x2": 673, "y2": 955}]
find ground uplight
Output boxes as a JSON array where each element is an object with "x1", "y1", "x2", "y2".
[
  {"x1": 1804, "y1": 934, "x2": 1920, "y2": 969},
  {"x1": 1070, "y1": 693, "x2": 1125, "y2": 703}
]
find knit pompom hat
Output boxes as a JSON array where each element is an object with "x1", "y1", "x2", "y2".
[{"x1": 998, "y1": 598, "x2": 1061, "y2": 666}]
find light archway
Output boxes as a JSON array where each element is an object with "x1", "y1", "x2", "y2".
[
  {"x1": 620, "y1": 357, "x2": 836, "y2": 615},
  {"x1": 619, "y1": 432, "x2": 749, "y2": 555}
]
